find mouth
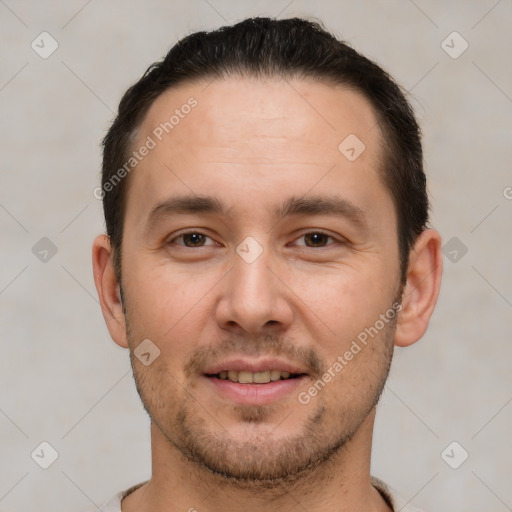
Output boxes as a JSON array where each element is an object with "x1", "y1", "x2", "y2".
[
  {"x1": 202, "y1": 360, "x2": 309, "y2": 405},
  {"x1": 205, "y1": 370, "x2": 306, "y2": 384}
]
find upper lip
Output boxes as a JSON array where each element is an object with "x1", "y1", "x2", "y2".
[{"x1": 203, "y1": 358, "x2": 308, "y2": 375}]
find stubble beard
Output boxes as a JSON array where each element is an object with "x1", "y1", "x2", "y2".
[{"x1": 124, "y1": 299, "x2": 397, "y2": 491}]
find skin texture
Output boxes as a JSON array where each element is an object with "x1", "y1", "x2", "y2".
[{"x1": 93, "y1": 76, "x2": 442, "y2": 512}]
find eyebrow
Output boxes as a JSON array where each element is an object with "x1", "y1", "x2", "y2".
[{"x1": 145, "y1": 194, "x2": 367, "y2": 232}]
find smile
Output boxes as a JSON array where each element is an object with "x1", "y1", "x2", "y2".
[{"x1": 208, "y1": 370, "x2": 302, "y2": 384}]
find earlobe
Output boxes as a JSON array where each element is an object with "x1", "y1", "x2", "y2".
[
  {"x1": 394, "y1": 229, "x2": 443, "y2": 347},
  {"x1": 92, "y1": 234, "x2": 128, "y2": 348}
]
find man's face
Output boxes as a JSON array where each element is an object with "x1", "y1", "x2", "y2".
[{"x1": 119, "y1": 77, "x2": 402, "y2": 483}]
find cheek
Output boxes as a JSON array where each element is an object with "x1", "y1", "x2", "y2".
[
  {"x1": 288, "y1": 262, "x2": 395, "y2": 348},
  {"x1": 124, "y1": 256, "x2": 221, "y2": 348}
]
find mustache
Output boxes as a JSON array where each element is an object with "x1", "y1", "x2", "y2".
[{"x1": 184, "y1": 334, "x2": 326, "y2": 379}]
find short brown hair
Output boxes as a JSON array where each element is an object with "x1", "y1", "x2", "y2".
[{"x1": 101, "y1": 17, "x2": 428, "y2": 283}]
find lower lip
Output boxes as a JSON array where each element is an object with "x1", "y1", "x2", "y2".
[{"x1": 203, "y1": 375, "x2": 308, "y2": 405}]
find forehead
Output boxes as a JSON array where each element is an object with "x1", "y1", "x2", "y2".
[
  {"x1": 140, "y1": 76, "x2": 380, "y2": 157},
  {"x1": 125, "y1": 76, "x2": 387, "y2": 224}
]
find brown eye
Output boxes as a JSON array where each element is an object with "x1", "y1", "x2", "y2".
[
  {"x1": 182, "y1": 233, "x2": 206, "y2": 247},
  {"x1": 302, "y1": 232, "x2": 333, "y2": 247},
  {"x1": 170, "y1": 232, "x2": 215, "y2": 247}
]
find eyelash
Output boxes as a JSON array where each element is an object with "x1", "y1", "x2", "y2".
[{"x1": 168, "y1": 230, "x2": 342, "y2": 248}]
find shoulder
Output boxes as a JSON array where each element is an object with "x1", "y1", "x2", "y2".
[
  {"x1": 371, "y1": 476, "x2": 426, "y2": 512},
  {"x1": 83, "y1": 481, "x2": 147, "y2": 512}
]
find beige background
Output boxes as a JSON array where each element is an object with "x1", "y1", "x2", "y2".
[{"x1": 1, "y1": 1, "x2": 511, "y2": 511}]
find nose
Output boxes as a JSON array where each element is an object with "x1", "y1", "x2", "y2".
[{"x1": 215, "y1": 245, "x2": 294, "y2": 335}]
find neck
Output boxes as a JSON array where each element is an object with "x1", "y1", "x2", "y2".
[{"x1": 122, "y1": 408, "x2": 390, "y2": 512}]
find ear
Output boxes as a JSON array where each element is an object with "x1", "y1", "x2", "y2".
[
  {"x1": 92, "y1": 234, "x2": 128, "y2": 348},
  {"x1": 394, "y1": 229, "x2": 443, "y2": 347}
]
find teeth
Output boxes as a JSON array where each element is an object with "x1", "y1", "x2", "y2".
[
  {"x1": 270, "y1": 370, "x2": 282, "y2": 381},
  {"x1": 218, "y1": 370, "x2": 296, "y2": 383},
  {"x1": 253, "y1": 371, "x2": 271, "y2": 383},
  {"x1": 238, "y1": 371, "x2": 253, "y2": 383}
]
